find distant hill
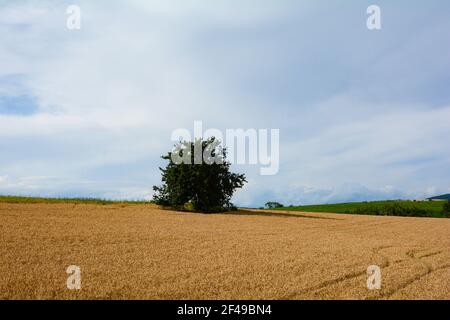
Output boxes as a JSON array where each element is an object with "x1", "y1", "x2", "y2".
[{"x1": 427, "y1": 194, "x2": 450, "y2": 200}]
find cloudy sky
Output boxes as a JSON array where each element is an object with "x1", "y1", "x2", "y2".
[{"x1": 0, "y1": 0, "x2": 449, "y2": 206}]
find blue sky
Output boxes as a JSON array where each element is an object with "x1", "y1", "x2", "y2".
[{"x1": 0, "y1": 0, "x2": 449, "y2": 206}]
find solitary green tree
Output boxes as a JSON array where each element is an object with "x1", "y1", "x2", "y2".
[{"x1": 153, "y1": 138, "x2": 246, "y2": 213}]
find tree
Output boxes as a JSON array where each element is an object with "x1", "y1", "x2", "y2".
[
  {"x1": 265, "y1": 201, "x2": 284, "y2": 209},
  {"x1": 153, "y1": 138, "x2": 246, "y2": 213}
]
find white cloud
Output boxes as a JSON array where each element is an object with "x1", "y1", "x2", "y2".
[
  {"x1": 0, "y1": 175, "x2": 8, "y2": 185},
  {"x1": 0, "y1": 1, "x2": 449, "y2": 205}
]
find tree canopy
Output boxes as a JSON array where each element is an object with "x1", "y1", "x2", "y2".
[{"x1": 153, "y1": 138, "x2": 246, "y2": 213}]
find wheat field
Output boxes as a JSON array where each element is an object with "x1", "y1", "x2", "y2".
[{"x1": 0, "y1": 203, "x2": 449, "y2": 300}]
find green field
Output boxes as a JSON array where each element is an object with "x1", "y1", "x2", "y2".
[
  {"x1": 1, "y1": 196, "x2": 448, "y2": 218},
  {"x1": 0, "y1": 195, "x2": 150, "y2": 205},
  {"x1": 276, "y1": 200, "x2": 448, "y2": 218}
]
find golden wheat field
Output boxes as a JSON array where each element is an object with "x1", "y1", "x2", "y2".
[{"x1": 0, "y1": 202, "x2": 449, "y2": 300}]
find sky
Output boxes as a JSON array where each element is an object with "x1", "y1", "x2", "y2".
[{"x1": 0, "y1": 0, "x2": 449, "y2": 206}]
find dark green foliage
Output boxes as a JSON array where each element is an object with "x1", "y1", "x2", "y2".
[
  {"x1": 265, "y1": 201, "x2": 284, "y2": 209},
  {"x1": 352, "y1": 202, "x2": 434, "y2": 217},
  {"x1": 153, "y1": 138, "x2": 246, "y2": 213},
  {"x1": 443, "y1": 200, "x2": 450, "y2": 217},
  {"x1": 278, "y1": 201, "x2": 448, "y2": 218}
]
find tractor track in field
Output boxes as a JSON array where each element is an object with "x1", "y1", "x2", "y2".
[{"x1": 284, "y1": 246, "x2": 450, "y2": 300}]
